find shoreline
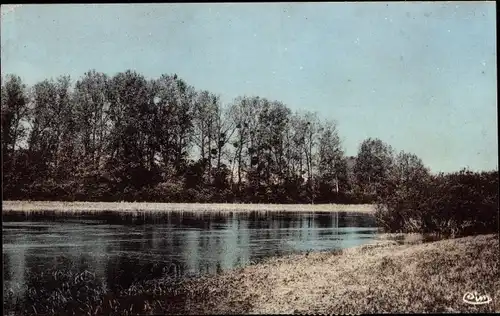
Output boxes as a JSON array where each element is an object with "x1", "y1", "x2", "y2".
[
  {"x1": 182, "y1": 234, "x2": 499, "y2": 314},
  {"x1": 1, "y1": 200, "x2": 375, "y2": 214},
  {"x1": 4, "y1": 233, "x2": 498, "y2": 314}
]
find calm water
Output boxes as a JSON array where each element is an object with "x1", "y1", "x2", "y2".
[{"x1": 3, "y1": 211, "x2": 378, "y2": 294}]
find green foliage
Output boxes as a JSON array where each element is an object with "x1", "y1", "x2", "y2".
[
  {"x1": 354, "y1": 138, "x2": 395, "y2": 197},
  {"x1": 376, "y1": 168, "x2": 499, "y2": 237},
  {"x1": 3, "y1": 70, "x2": 497, "y2": 210}
]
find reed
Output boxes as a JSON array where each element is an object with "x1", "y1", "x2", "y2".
[
  {"x1": 3, "y1": 266, "x2": 213, "y2": 315},
  {"x1": 2, "y1": 200, "x2": 375, "y2": 215}
]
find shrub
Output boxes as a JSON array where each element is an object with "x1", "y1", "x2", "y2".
[{"x1": 376, "y1": 169, "x2": 499, "y2": 237}]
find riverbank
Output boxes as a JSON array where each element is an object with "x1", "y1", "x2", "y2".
[
  {"x1": 183, "y1": 234, "x2": 499, "y2": 314},
  {"x1": 2, "y1": 200, "x2": 375, "y2": 214},
  {"x1": 4, "y1": 234, "x2": 498, "y2": 315}
]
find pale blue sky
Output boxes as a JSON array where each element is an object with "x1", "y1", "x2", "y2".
[{"x1": 1, "y1": 3, "x2": 497, "y2": 173}]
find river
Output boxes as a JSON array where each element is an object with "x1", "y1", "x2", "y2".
[{"x1": 3, "y1": 211, "x2": 378, "y2": 295}]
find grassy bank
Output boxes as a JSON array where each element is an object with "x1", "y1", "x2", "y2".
[
  {"x1": 187, "y1": 234, "x2": 499, "y2": 314},
  {"x1": 4, "y1": 234, "x2": 498, "y2": 315},
  {"x1": 2, "y1": 200, "x2": 375, "y2": 214}
]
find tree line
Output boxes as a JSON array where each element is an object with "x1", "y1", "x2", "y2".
[{"x1": 1, "y1": 70, "x2": 497, "y2": 211}]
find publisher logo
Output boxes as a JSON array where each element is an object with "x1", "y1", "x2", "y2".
[{"x1": 463, "y1": 291, "x2": 492, "y2": 305}]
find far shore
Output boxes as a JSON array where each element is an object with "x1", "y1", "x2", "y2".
[{"x1": 1, "y1": 200, "x2": 375, "y2": 214}]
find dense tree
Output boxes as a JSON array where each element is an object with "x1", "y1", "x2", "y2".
[
  {"x1": 229, "y1": 96, "x2": 260, "y2": 196},
  {"x1": 391, "y1": 151, "x2": 430, "y2": 191},
  {"x1": 317, "y1": 120, "x2": 349, "y2": 202},
  {"x1": 376, "y1": 167, "x2": 498, "y2": 237},
  {"x1": 211, "y1": 101, "x2": 237, "y2": 193},
  {"x1": 354, "y1": 138, "x2": 395, "y2": 198},
  {"x1": 6, "y1": 69, "x2": 491, "y2": 207},
  {"x1": 1, "y1": 75, "x2": 29, "y2": 197},
  {"x1": 28, "y1": 77, "x2": 72, "y2": 175},
  {"x1": 192, "y1": 90, "x2": 217, "y2": 179},
  {"x1": 150, "y1": 74, "x2": 195, "y2": 178},
  {"x1": 104, "y1": 70, "x2": 155, "y2": 195},
  {"x1": 73, "y1": 70, "x2": 111, "y2": 173},
  {"x1": 1, "y1": 75, "x2": 28, "y2": 159}
]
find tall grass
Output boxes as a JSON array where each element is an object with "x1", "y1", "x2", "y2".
[
  {"x1": 3, "y1": 259, "x2": 218, "y2": 316},
  {"x1": 2, "y1": 201, "x2": 375, "y2": 214}
]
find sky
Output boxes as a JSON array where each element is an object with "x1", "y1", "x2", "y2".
[{"x1": 1, "y1": 3, "x2": 497, "y2": 173}]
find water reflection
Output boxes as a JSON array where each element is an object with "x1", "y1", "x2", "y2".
[{"x1": 3, "y1": 211, "x2": 378, "y2": 294}]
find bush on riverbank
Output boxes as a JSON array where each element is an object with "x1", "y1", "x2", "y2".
[{"x1": 375, "y1": 169, "x2": 499, "y2": 237}]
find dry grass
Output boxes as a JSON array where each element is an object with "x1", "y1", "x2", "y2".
[
  {"x1": 4, "y1": 234, "x2": 498, "y2": 315},
  {"x1": 375, "y1": 232, "x2": 439, "y2": 245},
  {"x1": 184, "y1": 234, "x2": 499, "y2": 314},
  {"x1": 2, "y1": 200, "x2": 375, "y2": 214}
]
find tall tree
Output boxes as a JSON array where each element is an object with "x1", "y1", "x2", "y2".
[
  {"x1": 354, "y1": 138, "x2": 395, "y2": 197},
  {"x1": 212, "y1": 100, "x2": 237, "y2": 192},
  {"x1": 317, "y1": 119, "x2": 347, "y2": 201},
  {"x1": 229, "y1": 96, "x2": 262, "y2": 195},
  {"x1": 391, "y1": 151, "x2": 430, "y2": 194},
  {"x1": 53, "y1": 75, "x2": 77, "y2": 180},
  {"x1": 73, "y1": 70, "x2": 111, "y2": 173},
  {"x1": 106, "y1": 70, "x2": 153, "y2": 193},
  {"x1": 254, "y1": 100, "x2": 291, "y2": 199},
  {"x1": 27, "y1": 77, "x2": 73, "y2": 177},
  {"x1": 150, "y1": 74, "x2": 195, "y2": 180},
  {"x1": 2, "y1": 70, "x2": 388, "y2": 204},
  {"x1": 192, "y1": 90, "x2": 218, "y2": 182},
  {"x1": 1, "y1": 75, "x2": 29, "y2": 163},
  {"x1": 281, "y1": 113, "x2": 308, "y2": 201},
  {"x1": 1, "y1": 75, "x2": 29, "y2": 197},
  {"x1": 293, "y1": 111, "x2": 321, "y2": 203}
]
